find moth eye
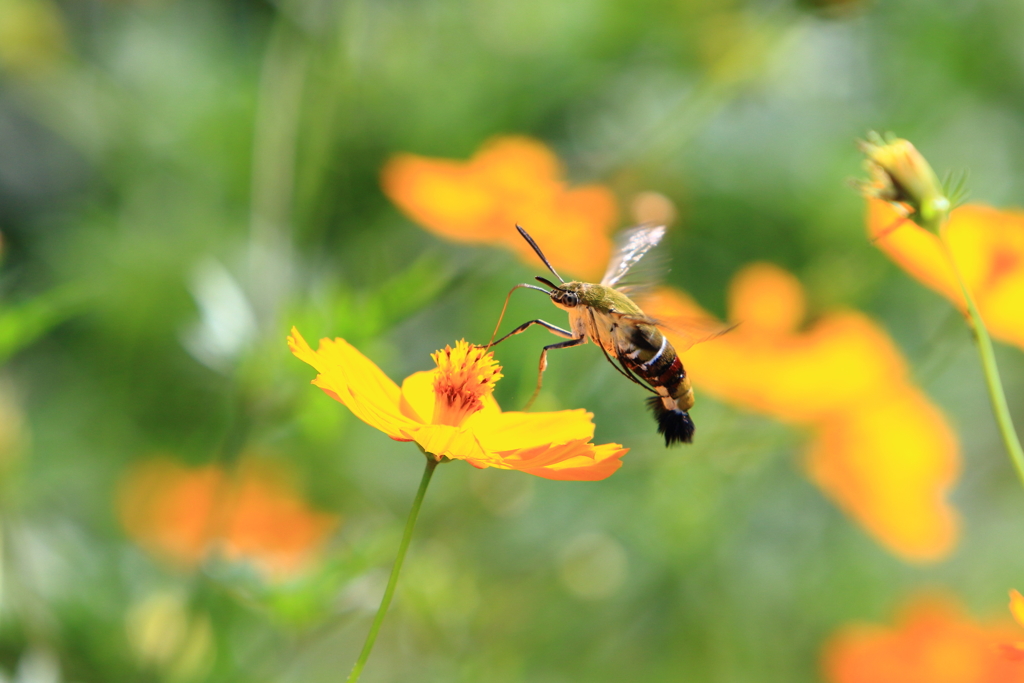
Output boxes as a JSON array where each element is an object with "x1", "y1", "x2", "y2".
[{"x1": 567, "y1": 293, "x2": 579, "y2": 306}]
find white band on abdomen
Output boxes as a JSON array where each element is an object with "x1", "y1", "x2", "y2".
[{"x1": 644, "y1": 335, "x2": 668, "y2": 367}]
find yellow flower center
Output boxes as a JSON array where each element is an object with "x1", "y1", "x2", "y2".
[{"x1": 430, "y1": 340, "x2": 503, "y2": 427}]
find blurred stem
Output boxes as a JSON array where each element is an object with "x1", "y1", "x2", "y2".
[
  {"x1": 935, "y1": 225, "x2": 1024, "y2": 488},
  {"x1": 247, "y1": 9, "x2": 310, "y2": 327},
  {"x1": 346, "y1": 457, "x2": 437, "y2": 683},
  {"x1": 251, "y1": 14, "x2": 308, "y2": 245}
]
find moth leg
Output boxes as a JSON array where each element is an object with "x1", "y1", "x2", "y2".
[
  {"x1": 524, "y1": 337, "x2": 586, "y2": 410},
  {"x1": 596, "y1": 343, "x2": 657, "y2": 395},
  {"x1": 489, "y1": 319, "x2": 574, "y2": 347},
  {"x1": 588, "y1": 308, "x2": 657, "y2": 395}
]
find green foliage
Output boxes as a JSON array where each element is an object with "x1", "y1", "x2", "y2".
[{"x1": 0, "y1": 286, "x2": 81, "y2": 364}]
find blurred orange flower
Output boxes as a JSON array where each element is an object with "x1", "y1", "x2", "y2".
[
  {"x1": 643, "y1": 263, "x2": 959, "y2": 561},
  {"x1": 1000, "y1": 589, "x2": 1024, "y2": 660},
  {"x1": 381, "y1": 136, "x2": 618, "y2": 280},
  {"x1": 119, "y1": 457, "x2": 339, "y2": 577},
  {"x1": 869, "y1": 199, "x2": 1024, "y2": 351},
  {"x1": 824, "y1": 596, "x2": 1024, "y2": 683},
  {"x1": 289, "y1": 329, "x2": 627, "y2": 481}
]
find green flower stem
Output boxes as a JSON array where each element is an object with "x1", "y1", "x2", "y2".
[
  {"x1": 346, "y1": 457, "x2": 438, "y2": 683},
  {"x1": 937, "y1": 230, "x2": 1024, "y2": 488}
]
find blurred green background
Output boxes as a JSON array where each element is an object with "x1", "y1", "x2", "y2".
[{"x1": 2, "y1": 0, "x2": 1024, "y2": 681}]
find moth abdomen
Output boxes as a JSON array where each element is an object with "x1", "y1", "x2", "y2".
[{"x1": 646, "y1": 395, "x2": 695, "y2": 445}]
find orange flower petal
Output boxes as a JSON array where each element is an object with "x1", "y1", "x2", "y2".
[
  {"x1": 288, "y1": 327, "x2": 420, "y2": 440},
  {"x1": 382, "y1": 155, "x2": 500, "y2": 241},
  {"x1": 728, "y1": 261, "x2": 805, "y2": 335},
  {"x1": 492, "y1": 440, "x2": 628, "y2": 481},
  {"x1": 399, "y1": 370, "x2": 435, "y2": 422},
  {"x1": 411, "y1": 424, "x2": 487, "y2": 461},
  {"x1": 119, "y1": 457, "x2": 338, "y2": 577},
  {"x1": 218, "y1": 461, "x2": 340, "y2": 576},
  {"x1": 518, "y1": 442, "x2": 628, "y2": 481},
  {"x1": 805, "y1": 387, "x2": 959, "y2": 562},
  {"x1": 381, "y1": 137, "x2": 562, "y2": 246},
  {"x1": 473, "y1": 135, "x2": 562, "y2": 190},
  {"x1": 648, "y1": 285, "x2": 907, "y2": 422},
  {"x1": 382, "y1": 136, "x2": 618, "y2": 281},
  {"x1": 467, "y1": 408, "x2": 596, "y2": 452},
  {"x1": 823, "y1": 597, "x2": 1024, "y2": 683},
  {"x1": 642, "y1": 267, "x2": 962, "y2": 561},
  {"x1": 503, "y1": 183, "x2": 617, "y2": 281},
  {"x1": 986, "y1": 270, "x2": 1024, "y2": 349},
  {"x1": 1001, "y1": 643, "x2": 1024, "y2": 662},
  {"x1": 868, "y1": 200, "x2": 1024, "y2": 351},
  {"x1": 1009, "y1": 590, "x2": 1024, "y2": 630},
  {"x1": 118, "y1": 457, "x2": 223, "y2": 567},
  {"x1": 868, "y1": 199, "x2": 962, "y2": 304},
  {"x1": 945, "y1": 206, "x2": 1001, "y2": 291}
]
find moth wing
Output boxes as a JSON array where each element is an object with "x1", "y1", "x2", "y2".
[
  {"x1": 611, "y1": 311, "x2": 735, "y2": 353},
  {"x1": 601, "y1": 224, "x2": 667, "y2": 287}
]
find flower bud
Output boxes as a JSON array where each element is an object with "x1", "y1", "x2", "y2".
[{"x1": 857, "y1": 132, "x2": 950, "y2": 231}]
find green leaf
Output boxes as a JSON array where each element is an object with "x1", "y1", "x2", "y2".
[{"x1": 0, "y1": 286, "x2": 86, "y2": 364}]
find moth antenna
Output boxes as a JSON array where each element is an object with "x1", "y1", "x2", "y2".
[
  {"x1": 516, "y1": 225, "x2": 565, "y2": 283},
  {"x1": 535, "y1": 276, "x2": 561, "y2": 290},
  {"x1": 486, "y1": 283, "x2": 551, "y2": 349}
]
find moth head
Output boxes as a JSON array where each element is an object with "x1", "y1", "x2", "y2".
[{"x1": 538, "y1": 278, "x2": 582, "y2": 308}]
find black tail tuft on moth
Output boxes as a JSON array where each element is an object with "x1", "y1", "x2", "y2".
[{"x1": 646, "y1": 396, "x2": 695, "y2": 446}]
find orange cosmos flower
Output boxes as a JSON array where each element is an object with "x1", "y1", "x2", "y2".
[
  {"x1": 642, "y1": 263, "x2": 959, "y2": 561},
  {"x1": 381, "y1": 136, "x2": 618, "y2": 281},
  {"x1": 869, "y1": 199, "x2": 1024, "y2": 351},
  {"x1": 119, "y1": 457, "x2": 339, "y2": 577},
  {"x1": 288, "y1": 329, "x2": 627, "y2": 481},
  {"x1": 824, "y1": 596, "x2": 1024, "y2": 683}
]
